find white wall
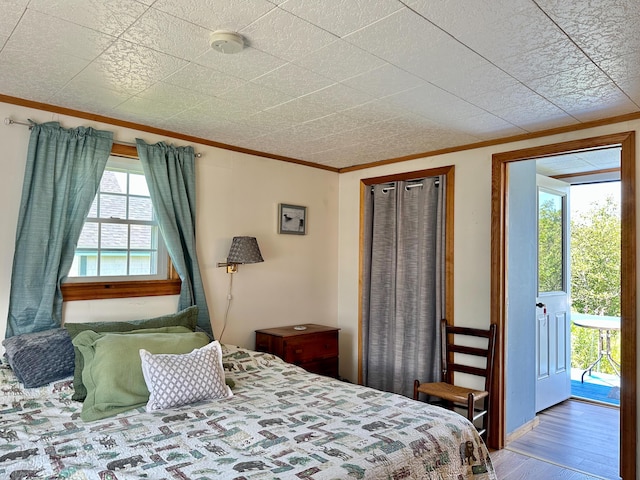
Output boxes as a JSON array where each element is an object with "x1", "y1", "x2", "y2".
[
  {"x1": 0, "y1": 101, "x2": 339, "y2": 352},
  {"x1": 337, "y1": 120, "x2": 640, "y2": 378},
  {"x1": 336, "y1": 120, "x2": 640, "y2": 463}
]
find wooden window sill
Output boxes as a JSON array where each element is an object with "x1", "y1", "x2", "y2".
[{"x1": 62, "y1": 279, "x2": 181, "y2": 301}]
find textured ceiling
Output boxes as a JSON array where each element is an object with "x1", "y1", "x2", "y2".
[
  {"x1": 1, "y1": 0, "x2": 638, "y2": 170},
  {"x1": 536, "y1": 146, "x2": 621, "y2": 182}
]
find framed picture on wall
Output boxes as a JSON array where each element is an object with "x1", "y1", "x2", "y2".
[{"x1": 279, "y1": 204, "x2": 306, "y2": 235}]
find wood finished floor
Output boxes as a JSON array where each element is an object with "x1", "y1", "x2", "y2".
[
  {"x1": 491, "y1": 399, "x2": 620, "y2": 479},
  {"x1": 491, "y1": 448, "x2": 605, "y2": 480}
]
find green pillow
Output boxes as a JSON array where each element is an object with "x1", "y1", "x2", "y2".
[
  {"x1": 65, "y1": 306, "x2": 199, "y2": 402},
  {"x1": 73, "y1": 328, "x2": 209, "y2": 422},
  {"x1": 71, "y1": 325, "x2": 192, "y2": 404}
]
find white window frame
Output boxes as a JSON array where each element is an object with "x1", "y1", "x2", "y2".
[{"x1": 65, "y1": 156, "x2": 169, "y2": 283}]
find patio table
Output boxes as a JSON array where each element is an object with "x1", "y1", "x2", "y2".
[{"x1": 572, "y1": 313, "x2": 620, "y2": 383}]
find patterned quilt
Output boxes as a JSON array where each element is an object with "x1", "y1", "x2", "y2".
[{"x1": 0, "y1": 345, "x2": 496, "y2": 479}]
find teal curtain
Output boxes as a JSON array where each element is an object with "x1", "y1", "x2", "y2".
[
  {"x1": 7, "y1": 122, "x2": 113, "y2": 337},
  {"x1": 136, "y1": 139, "x2": 212, "y2": 336}
]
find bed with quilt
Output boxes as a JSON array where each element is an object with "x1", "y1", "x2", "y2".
[{"x1": 0, "y1": 310, "x2": 496, "y2": 479}]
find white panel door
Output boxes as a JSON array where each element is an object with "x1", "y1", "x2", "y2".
[{"x1": 535, "y1": 174, "x2": 571, "y2": 412}]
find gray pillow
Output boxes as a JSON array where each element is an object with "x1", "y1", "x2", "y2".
[{"x1": 3, "y1": 328, "x2": 75, "y2": 388}]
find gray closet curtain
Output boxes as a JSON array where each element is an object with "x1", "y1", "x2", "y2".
[{"x1": 362, "y1": 176, "x2": 446, "y2": 398}]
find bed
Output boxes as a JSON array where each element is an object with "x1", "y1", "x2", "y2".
[{"x1": 0, "y1": 342, "x2": 496, "y2": 479}]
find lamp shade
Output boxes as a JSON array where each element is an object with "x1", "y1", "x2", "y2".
[{"x1": 227, "y1": 236, "x2": 264, "y2": 264}]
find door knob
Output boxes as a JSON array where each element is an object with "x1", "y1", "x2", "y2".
[{"x1": 536, "y1": 302, "x2": 546, "y2": 308}]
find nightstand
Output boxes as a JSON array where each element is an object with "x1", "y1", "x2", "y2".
[{"x1": 255, "y1": 324, "x2": 339, "y2": 378}]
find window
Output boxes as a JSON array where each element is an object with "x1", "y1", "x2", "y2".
[
  {"x1": 62, "y1": 153, "x2": 180, "y2": 301},
  {"x1": 67, "y1": 157, "x2": 167, "y2": 281},
  {"x1": 537, "y1": 188, "x2": 565, "y2": 293}
]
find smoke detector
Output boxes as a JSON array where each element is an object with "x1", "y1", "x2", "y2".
[{"x1": 209, "y1": 30, "x2": 244, "y2": 54}]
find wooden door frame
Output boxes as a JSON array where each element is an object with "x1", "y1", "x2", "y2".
[{"x1": 490, "y1": 132, "x2": 636, "y2": 480}]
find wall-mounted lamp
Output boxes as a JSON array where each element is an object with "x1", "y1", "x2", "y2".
[{"x1": 217, "y1": 236, "x2": 264, "y2": 273}]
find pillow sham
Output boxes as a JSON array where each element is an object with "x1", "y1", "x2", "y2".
[
  {"x1": 2, "y1": 328, "x2": 75, "y2": 388},
  {"x1": 140, "y1": 340, "x2": 232, "y2": 412},
  {"x1": 65, "y1": 306, "x2": 199, "y2": 402},
  {"x1": 73, "y1": 329, "x2": 209, "y2": 422},
  {"x1": 71, "y1": 325, "x2": 193, "y2": 402}
]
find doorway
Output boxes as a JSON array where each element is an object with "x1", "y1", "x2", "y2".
[
  {"x1": 567, "y1": 179, "x2": 621, "y2": 407},
  {"x1": 490, "y1": 132, "x2": 636, "y2": 480},
  {"x1": 506, "y1": 154, "x2": 621, "y2": 478}
]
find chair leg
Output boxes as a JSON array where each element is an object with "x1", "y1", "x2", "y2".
[
  {"x1": 413, "y1": 380, "x2": 420, "y2": 401},
  {"x1": 481, "y1": 398, "x2": 489, "y2": 440},
  {"x1": 467, "y1": 392, "x2": 475, "y2": 424}
]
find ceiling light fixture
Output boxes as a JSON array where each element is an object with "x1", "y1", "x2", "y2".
[{"x1": 209, "y1": 30, "x2": 244, "y2": 54}]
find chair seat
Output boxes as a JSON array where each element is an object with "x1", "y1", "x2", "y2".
[{"x1": 416, "y1": 381, "x2": 489, "y2": 404}]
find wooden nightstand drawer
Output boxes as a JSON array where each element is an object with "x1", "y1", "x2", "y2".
[
  {"x1": 255, "y1": 324, "x2": 340, "y2": 378},
  {"x1": 283, "y1": 331, "x2": 338, "y2": 364},
  {"x1": 300, "y1": 357, "x2": 339, "y2": 378}
]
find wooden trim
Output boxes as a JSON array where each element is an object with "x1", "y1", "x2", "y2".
[
  {"x1": 6, "y1": 93, "x2": 639, "y2": 177},
  {"x1": 490, "y1": 153, "x2": 507, "y2": 450},
  {"x1": 357, "y1": 165, "x2": 455, "y2": 382},
  {"x1": 61, "y1": 279, "x2": 181, "y2": 301},
  {"x1": 359, "y1": 166, "x2": 455, "y2": 186},
  {"x1": 357, "y1": 180, "x2": 367, "y2": 385},
  {"x1": 619, "y1": 132, "x2": 636, "y2": 480},
  {"x1": 110, "y1": 143, "x2": 138, "y2": 158},
  {"x1": 505, "y1": 416, "x2": 540, "y2": 444},
  {"x1": 168, "y1": 260, "x2": 180, "y2": 280},
  {"x1": 445, "y1": 169, "x2": 455, "y2": 325},
  {"x1": 490, "y1": 131, "x2": 636, "y2": 480},
  {"x1": 339, "y1": 112, "x2": 640, "y2": 174},
  {"x1": 551, "y1": 167, "x2": 620, "y2": 180},
  {"x1": 0, "y1": 94, "x2": 339, "y2": 173}
]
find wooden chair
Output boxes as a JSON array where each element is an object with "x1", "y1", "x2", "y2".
[{"x1": 413, "y1": 319, "x2": 497, "y2": 439}]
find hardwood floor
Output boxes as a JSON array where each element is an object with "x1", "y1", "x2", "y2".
[
  {"x1": 491, "y1": 448, "x2": 604, "y2": 479},
  {"x1": 494, "y1": 399, "x2": 620, "y2": 479}
]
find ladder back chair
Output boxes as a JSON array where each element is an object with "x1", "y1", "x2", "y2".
[{"x1": 413, "y1": 319, "x2": 497, "y2": 440}]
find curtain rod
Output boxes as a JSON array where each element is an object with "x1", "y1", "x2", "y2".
[
  {"x1": 374, "y1": 177, "x2": 439, "y2": 194},
  {"x1": 4, "y1": 117, "x2": 202, "y2": 157}
]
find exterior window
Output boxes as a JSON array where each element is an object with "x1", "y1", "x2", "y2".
[{"x1": 66, "y1": 156, "x2": 168, "y2": 283}]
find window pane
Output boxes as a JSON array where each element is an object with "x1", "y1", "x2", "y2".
[
  {"x1": 129, "y1": 196, "x2": 153, "y2": 221},
  {"x1": 130, "y1": 224, "x2": 154, "y2": 249},
  {"x1": 129, "y1": 173, "x2": 149, "y2": 196},
  {"x1": 130, "y1": 252, "x2": 155, "y2": 275},
  {"x1": 100, "y1": 252, "x2": 128, "y2": 276},
  {"x1": 70, "y1": 253, "x2": 98, "y2": 277},
  {"x1": 100, "y1": 194, "x2": 126, "y2": 219},
  {"x1": 538, "y1": 190, "x2": 564, "y2": 293},
  {"x1": 77, "y1": 222, "x2": 98, "y2": 249},
  {"x1": 101, "y1": 171, "x2": 127, "y2": 194},
  {"x1": 100, "y1": 223, "x2": 128, "y2": 249}
]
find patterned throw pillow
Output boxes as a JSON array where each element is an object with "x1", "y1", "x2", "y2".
[{"x1": 140, "y1": 341, "x2": 232, "y2": 411}]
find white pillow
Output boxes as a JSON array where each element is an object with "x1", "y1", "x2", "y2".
[{"x1": 139, "y1": 340, "x2": 232, "y2": 412}]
